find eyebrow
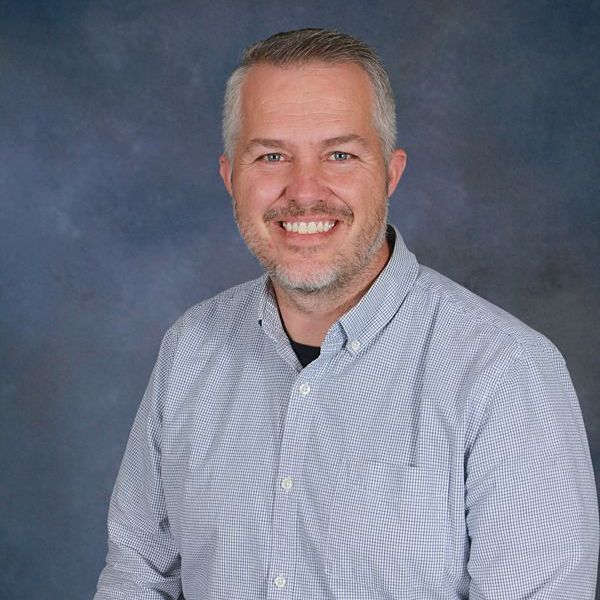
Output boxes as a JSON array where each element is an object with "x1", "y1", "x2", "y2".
[
  {"x1": 244, "y1": 138, "x2": 285, "y2": 152},
  {"x1": 321, "y1": 134, "x2": 370, "y2": 149},
  {"x1": 244, "y1": 134, "x2": 370, "y2": 153}
]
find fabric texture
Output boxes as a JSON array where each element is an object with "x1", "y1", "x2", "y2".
[{"x1": 95, "y1": 226, "x2": 599, "y2": 599}]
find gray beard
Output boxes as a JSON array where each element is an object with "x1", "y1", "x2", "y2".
[
  {"x1": 233, "y1": 196, "x2": 389, "y2": 298},
  {"x1": 264, "y1": 223, "x2": 388, "y2": 296}
]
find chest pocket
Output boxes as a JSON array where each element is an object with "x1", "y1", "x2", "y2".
[{"x1": 326, "y1": 459, "x2": 449, "y2": 594}]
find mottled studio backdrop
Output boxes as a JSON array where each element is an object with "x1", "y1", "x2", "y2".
[{"x1": 1, "y1": 0, "x2": 599, "y2": 597}]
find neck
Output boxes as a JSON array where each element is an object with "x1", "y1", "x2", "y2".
[{"x1": 272, "y1": 240, "x2": 391, "y2": 346}]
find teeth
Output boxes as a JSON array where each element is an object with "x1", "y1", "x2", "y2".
[{"x1": 282, "y1": 221, "x2": 335, "y2": 234}]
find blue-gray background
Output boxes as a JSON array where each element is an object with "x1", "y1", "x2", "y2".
[{"x1": 1, "y1": 0, "x2": 599, "y2": 597}]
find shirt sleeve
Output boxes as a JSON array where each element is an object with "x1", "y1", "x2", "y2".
[
  {"x1": 465, "y1": 342, "x2": 599, "y2": 598},
  {"x1": 94, "y1": 325, "x2": 183, "y2": 600}
]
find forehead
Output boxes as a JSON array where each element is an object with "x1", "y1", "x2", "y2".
[{"x1": 238, "y1": 61, "x2": 376, "y2": 138}]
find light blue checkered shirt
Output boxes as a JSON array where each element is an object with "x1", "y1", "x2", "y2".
[{"x1": 95, "y1": 226, "x2": 598, "y2": 599}]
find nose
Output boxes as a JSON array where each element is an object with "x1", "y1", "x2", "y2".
[{"x1": 283, "y1": 158, "x2": 328, "y2": 206}]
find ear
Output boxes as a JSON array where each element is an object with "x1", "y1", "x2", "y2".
[
  {"x1": 219, "y1": 154, "x2": 234, "y2": 197},
  {"x1": 385, "y1": 149, "x2": 407, "y2": 198}
]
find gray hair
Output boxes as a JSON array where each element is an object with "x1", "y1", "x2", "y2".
[{"x1": 222, "y1": 28, "x2": 397, "y2": 160}]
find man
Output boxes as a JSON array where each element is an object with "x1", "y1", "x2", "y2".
[{"x1": 95, "y1": 29, "x2": 599, "y2": 599}]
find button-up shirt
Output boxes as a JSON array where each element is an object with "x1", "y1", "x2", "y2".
[{"x1": 95, "y1": 226, "x2": 599, "y2": 599}]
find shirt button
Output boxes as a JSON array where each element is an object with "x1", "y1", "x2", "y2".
[
  {"x1": 281, "y1": 476, "x2": 294, "y2": 491},
  {"x1": 299, "y1": 382, "x2": 310, "y2": 395},
  {"x1": 350, "y1": 339, "x2": 361, "y2": 351},
  {"x1": 274, "y1": 575, "x2": 286, "y2": 588}
]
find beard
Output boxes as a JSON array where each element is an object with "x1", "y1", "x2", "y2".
[{"x1": 233, "y1": 198, "x2": 389, "y2": 296}]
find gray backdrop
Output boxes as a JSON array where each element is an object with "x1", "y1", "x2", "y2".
[{"x1": 1, "y1": 1, "x2": 599, "y2": 597}]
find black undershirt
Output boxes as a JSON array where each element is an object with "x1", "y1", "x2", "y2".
[{"x1": 289, "y1": 338, "x2": 320, "y2": 367}]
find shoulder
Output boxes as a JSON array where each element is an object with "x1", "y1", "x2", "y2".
[
  {"x1": 161, "y1": 275, "x2": 266, "y2": 352},
  {"x1": 410, "y1": 267, "x2": 576, "y2": 455},
  {"x1": 411, "y1": 265, "x2": 562, "y2": 361}
]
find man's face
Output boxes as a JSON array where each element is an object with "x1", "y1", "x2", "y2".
[{"x1": 219, "y1": 61, "x2": 406, "y2": 294}]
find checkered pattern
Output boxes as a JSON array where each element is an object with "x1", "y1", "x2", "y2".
[{"x1": 95, "y1": 227, "x2": 598, "y2": 599}]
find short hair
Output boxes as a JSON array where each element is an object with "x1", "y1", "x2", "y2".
[{"x1": 222, "y1": 28, "x2": 397, "y2": 160}]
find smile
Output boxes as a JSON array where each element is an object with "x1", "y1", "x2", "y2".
[{"x1": 280, "y1": 220, "x2": 336, "y2": 234}]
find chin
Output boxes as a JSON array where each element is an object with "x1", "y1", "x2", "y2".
[{"x1": 269, "y1": 265, "x2": 341, "y2": 294}]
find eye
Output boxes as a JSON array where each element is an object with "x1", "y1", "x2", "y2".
[
  {"x1": 262, "y1": 153, "x2": 283, "y2": 162},
  {"x1": 329, "y1": 151, "x2": 352, "y2": 161}
]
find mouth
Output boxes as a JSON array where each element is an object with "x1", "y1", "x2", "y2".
[{"x1": 279, "y1": 220, "x2": 337, "y2": 234}]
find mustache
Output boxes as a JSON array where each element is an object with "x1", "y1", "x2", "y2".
[{"x1": 263, "y1": 201, "x2": 353, "y2": 222}]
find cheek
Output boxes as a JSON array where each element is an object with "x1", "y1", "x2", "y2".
[
  {"x1": 234, "y1": 173, "x2": 285, "y2": 212},
  {"x1": 330, "y1": 171, "x2": 385, "y2": 205}
]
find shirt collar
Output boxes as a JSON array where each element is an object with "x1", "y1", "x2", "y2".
[{"x1": 257, "y1": 224, "x2": 420, "y2": 355}]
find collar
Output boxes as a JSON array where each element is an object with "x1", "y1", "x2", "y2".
[{"x1": 257, "y1": 224, "x2": 420, "y2": 357}]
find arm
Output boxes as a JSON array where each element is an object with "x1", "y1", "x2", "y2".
[
  {"x1": 95, "y1": 326, "x2": 182, "y2": 600},
  {"x1": 465, "y1": 343, "x2": 599, "y2": 598}
]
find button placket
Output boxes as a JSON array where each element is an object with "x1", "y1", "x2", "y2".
[{"x1": 266, "y1": 375, "x2": 316, "y2": 598}]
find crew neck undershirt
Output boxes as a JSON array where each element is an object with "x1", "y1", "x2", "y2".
[{"x1": 289, "y1": 338, "x2": 320, "y2": 367}]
